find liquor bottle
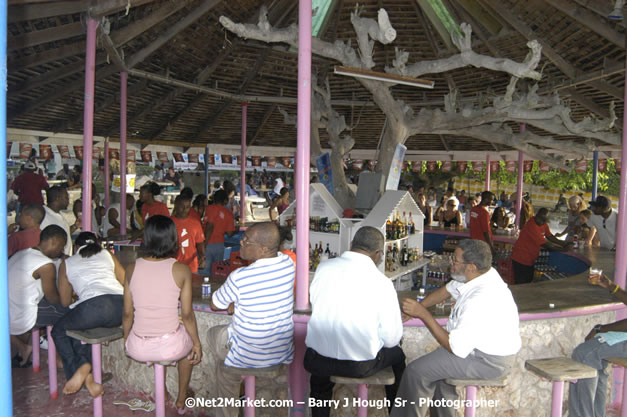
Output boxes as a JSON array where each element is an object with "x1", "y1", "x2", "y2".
[
  {"x1": 392, "y1": 243, "x2": 398, "y2": 263},
  {"x1": 201, "y1": 277, "x2": 211, "y2": 299},
  {"x1": 409, "y1": 213, "x2": 415, "y2": 234},
  {"x1": 402, "y1": 212, "x2": 408, "y2": 236},
  {"x1": 318, "y1": 241, "x2": 324, "y2": 255},
  {"x1": 417, "y1": 287, "x2": 426, "y2": 302},
  {"x1": 396, "y1": 211, "x2": 403, "y2": 238},
  {"x1": 401, "y1": 242, "x2": 409, "y2": 266},
  {"x1": 386, "y1": 217, "x2": 392, "y2": 239},
  {"x1": 325, "y1": 243, "x2": 331, "y2": 255}
]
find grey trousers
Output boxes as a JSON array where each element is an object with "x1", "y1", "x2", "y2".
[
  {"x1": 390, "y1": 347, "x2": 515, "y2": 417},
  {"x1": 569, "y1": 337, "x2": 627, "y2": 417},
  {"x1": 207, "y1": 324, "x2": 241, "y2": 417}
]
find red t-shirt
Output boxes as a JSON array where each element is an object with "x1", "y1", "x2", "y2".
[
  {"x1": 170, "y1": 215, "x2": 205, "y2": 273},
  {"x1": 203, "y1": 204, "x2": 235, "y2": 244},
  {"x1": 469, "y1": 205, "x2": 492, "y2": 242},
  {"x1": 8, "y1": 228, "x2": 41, "y2": 258},
  {"x1": 11, "y1": 172, "x2": 49, "y2": 204},
  {"x1": 189, "y1": 208, "x2": 202, "y2": 224},
  {"x1": 511, "y1": 217, "x2": 552, "y2": 266},
  {"x1": 141, "y1": 201, "x2": 170, "y2": 222}
]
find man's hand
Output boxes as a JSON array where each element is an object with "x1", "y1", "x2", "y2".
[
  {"x1": 227, "y1": 302, "x2": 235, "y2": 315},
  {"x1": 402, "y1": 298, "x2": 430, "y2": 320},
  {"x1": 591, "y1": 274, "x2": 613, "y2": 290},
  {"x1": 401, "y1": 312, "x2": 413, "y2": 323},
  {"x1": 8, "y1": 223, "x2": 18, "y2": 234}
]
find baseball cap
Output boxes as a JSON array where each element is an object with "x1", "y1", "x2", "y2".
[
  {"x1": 24, "y1": 161, "x2": 36, "y2": 170},
  {"x1": 589, "y1": 196, "x2": 611, "y2": 209}
]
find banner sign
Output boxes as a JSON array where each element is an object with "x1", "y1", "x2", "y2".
[
  {"x1": 39, "y1": 144, "x2": 52, "y2": 160},
  {"x1": 207, "y1": 154, "x2": 215, "y2": 165},
  {"x1": 575, "y1": 159, "x2": 588, "y2": 173},
  {"x1": 252, "y1": 156, "x2": 261, "y2": 167},
  {"x1": 316, "y1": 152, "x2": 334, "y2": 195},
  {"x1": 523, "y1": 160, "x2": 533, "y2": 172},
  {"x1": 92, "y1": 147, "x2": 102, "y2": 159},
  {"x1": 490, "y1": 161, "x2": 499, "y2": 173},
  {"x1": 19, "y1": 143, "x2": 33, "y2": 159},
  {"x1": 266, "y1": 156, "x2": 276, "y2": 167},
  {"x1": 281, "y1": 157, "x2": 291, "y2": 168},
  {"x1": 472, "y1": 161, "x2": 483, "y2": 173},
  {"x1": 616, "y1": 159, "x2": 621, "y2": 173},
  {"x1": 58, "y1": 145, "x2": 70, "y2": 159},
  {"x1": 598, "y1": 159, "x2": 607, "y2": 172},
  {"x1": 539, "y1": 161, "x2": 550, "y2": 172},
  {"x1": 427, "y1": 161, "x2": 437, "y2": 172},
  {"x1": 127, "y1": 150, "x2": 136, "y2": 161},
  {"x1": 385, "y1": 143, "x2": 407, "y2": 191},
  {"x1": 457, "y1": 161, "x2": 467, "y2": 173},
  {"x1": 172, "y1": 153, "x2": 184, "y2": 162},
  {"x1": 157, "y1": 152, "x2": 169, "y2": 163},
  {"x1": 352, "y1": 159, "x2": 364, "y2": 171},
  {"x1": 112, "y1": 174, "x2": 136, "y2": 193},
  {"x1": 108, "y1": 148, "x2": 120, "y2": 160},
  {"x1": 141, "y1": 150, "x2": 152, "y2": 162},
  {"x1": 188, "y1": 154, "x2": 199, "y2": 163},
  {"x1": 441, "y1": 160, "x2": 452, "y2": 172},
  {"x1": 73, "y1": 146, "x2": 83, "y2": 160},
  {"x1": 506, "y1": 160, "x2": 516, "y2": 173},
  {"x1": 411, "y1": 161, "x2": 421, "y2": 172}
]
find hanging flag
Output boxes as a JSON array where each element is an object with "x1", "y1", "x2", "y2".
[
  {"x1": 188, "y1": 154, "x2": 199, "y2": 163},
  {"x1": 352, "y1": 159, "x2": 364, "y2": 170},
  {"x1": 575, "y1": 159, "x2": 588, "y2": 173},
  {"x1": 457, "y1": 161, "x2": 467, "y2": 173},
  {"x1": 523, "y1": 160, "x2": 533, "y2": 172},
  {"x1": 427, "y1": 161, "x2": 437, "y2": 172},
  {"x1": 127, "y1": 150, "x2": 136, "y2": 161},
  {"x1": 441, "y1": 160, "x2": 452, "y2": 172},
  {"x1": 108, "y1": 148, "x2": 120, "y2": 160},
  {"x1": 598, "y1": 159, "x2": 607, "y2": 172},
  {"x1": 281, "y1": 157, "x2": 291, "y2": 168},
  {"x1": 385, "y1": 143, "x2": 407, "y2": 191},
  {"x1": 539, "y1": 161, "x2": 550, "y2": 172},
  {"x1": 157, "y1": 152, "x2": 169, "y2": 163},
  {"x1": 506, "y1": 160, "x2": 516, "y2": 173},
  {"x1": 490, "y1": 161, "x2": 500, "y2": 173},
  {"x1": 19, "y1": 143, "x2": 33, "y2": 159},
  {"x1": 615, "y1": 159, "x2": 621, "y2": 173},
  {"x1": 73, "y1": 146, "x2": 83, "y2": 160},
  {"x1": 39, "y1": 144, "x2": 52, "y2": 160},
  {"x1": 221, "y1": 154, "x2": 232, "y2": 164},
  {"x1": 207, "y1": 154, "x2": 215, "y2": 165},
  {"x1": 58, "y1": 145, "x2": 70, "y2": 159},
  {"x1": 266, "y1": 156, "x2": 276, "y2": 167},
  {"x1": 173, "y1": 153, "x2": 184, "y2": 162},
  {"x1": 141, "y1": 150, "x2": 153, "y2": 162},
  {"x1": 472, "y1": 161, "x2": 483, "y2": 173},
  {"x1": 252, "y1": 156, "x2": 261, "y2": 167}
]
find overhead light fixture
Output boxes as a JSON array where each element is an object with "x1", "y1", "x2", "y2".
[
  {"x1": 609, "y1": 0, "x2": 624, "y2": 20},
  {"x1": 334, "y1": 66, "x2": 435, "y2": 89}
]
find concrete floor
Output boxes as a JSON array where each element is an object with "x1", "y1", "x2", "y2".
[{"x1": 12, "y1": 354, "x2": 212, "y2": 417}]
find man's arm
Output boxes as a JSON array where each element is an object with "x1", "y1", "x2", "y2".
[
  {"x1": 420, "y1": 285, "x2": 451, "y2": 308},
  {"x1": 57, "y1": 261, "x2": 73, "y2": 307},
  {"x1": 36, "y1": 263, "x2": 61, "y2": 305},
  {"x1": 176, "y1": 263, "x2": 202, "y2": 365},
  {"x1": 204, "y1": 222, "x2": 215, "y2": 243},
  {"x1": 122, "y1": 264, "x2": 135, "y2": 341},
  {"x1": 543, "y1": 235, "x2": 571, "y2": 251},
  {"x1": 402, "y1": 298, "x2": 451, "y2": 352},
  {"x1": 108, "y1": 208, "x2": 121, "y2": 229}
]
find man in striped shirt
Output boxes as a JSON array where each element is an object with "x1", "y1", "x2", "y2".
[{"x1": 209, "y1": 222, "x2": 295, "y2": 417}]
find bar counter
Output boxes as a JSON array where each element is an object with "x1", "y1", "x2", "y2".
[{"x1": 106, "y1": 243, "x2": 623, "y2": 417}]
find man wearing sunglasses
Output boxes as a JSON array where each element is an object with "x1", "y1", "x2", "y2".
[{"x1": 587, "y1": 196, "x2": 617, "y2": 250}]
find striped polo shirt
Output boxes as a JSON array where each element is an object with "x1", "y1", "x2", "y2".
[{"x1": 213, "y1": 252, "x2": 295, "y2": 368}]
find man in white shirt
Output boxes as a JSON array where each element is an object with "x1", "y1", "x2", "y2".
[
  {"x1": 391, "y1": 239, "x2": 520, "y2": 417},
  {"x1": 305, "y1": 226, "x2": 406, "y2": 417},
  {"x1": 587, "y1": 196, "x2": 618, "y2": 250},
  {"x1": 40, "y1": 186, "x2": 76, "y2": 256}
]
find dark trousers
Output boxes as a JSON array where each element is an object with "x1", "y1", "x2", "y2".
[
  {"x1": 51, "y1": 294, "x2": 123, "y2": 381},
  {"x1": 34, "y1": 298, "x2": 69, "y2": 329},
  {"x1": 304, "y1": 346, "x2": 406, "y2": 417},
  {"x1": 512, "y1": 260, "x2": 535, "y2": 285}
]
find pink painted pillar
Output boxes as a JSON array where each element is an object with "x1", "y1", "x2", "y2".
[
  {"x1": 240, "y1": 102, "x2": 247, "y2": 222},
  {"x1": 485, "y1": 154, "x2": 491, "y2": 191},
  {"x1": 120, "y1": 71, "x2": 128, "y2": 235},
  {"x1": 289, "y1": 0, "x2": 312, "y2": 415},
  {"x1": 104, "y1": 138, "x2": 110, "y2": 211},
  {"x1": 515, "y1": 127, "x2": 525, "y2": 228},
  {"x1": 81, "y1": 18, "x2": 99, "y2": 232}
]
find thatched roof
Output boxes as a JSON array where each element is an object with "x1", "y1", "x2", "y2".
[{"x1": 7, "y1": 0, "x2": 626, "y2": 155}]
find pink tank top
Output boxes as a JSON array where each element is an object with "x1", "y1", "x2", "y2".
[{"x1": 129, "y1": 258, "x2": 181, "y2": 337}]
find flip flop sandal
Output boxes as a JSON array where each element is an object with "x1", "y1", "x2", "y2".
[
  {"x1": 113, "y1": 398, "x2": 145, "y2": 409},
  {"x1": 129, "y1": 400, "x2": 156, "y2": 412}
]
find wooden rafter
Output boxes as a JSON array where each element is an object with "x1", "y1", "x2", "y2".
[
  {"x1": 587, "y1": 80, "x2": 623, "y2": 101},
  {"x1": 445, "y1": 0, "x2": 500, "y2": 57},
  {"x1": 87, "y1": 0, "x2": 157, "y2": 18},
  {"x1": 8, "y1": 1, "x2": 87, "y2": 23},
  {"x1": 563, "y1": 88, "x2": 610, "y2": 119},
  {"x1": 455, "y1": 0, "x2": 502, "y2": 36},
  {"x1": 8, "y1": 22, "x2": 84, "y2": 52},
  {"x1": 541, "y1": 0, "x2": 624, "y2": 48},
  {"x1": 571, "y1": 0, "x2": 626, "y2": 29},
  {"x1": 249, "y1": 104, "x2": 277, "y2": 146},
  {"x1": 548, "y1": 61, "x2": 625, "y2": 93},
  {"x1": 438, "y1": 134, "x2": 450, "y2": 151},
  {"x1": 414, "y1": 0, "x2": 455, "y2": 49}
]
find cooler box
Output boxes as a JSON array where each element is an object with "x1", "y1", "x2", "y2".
[{"x1": 497, "y1": 258, "x2": 514, "y2": 285}]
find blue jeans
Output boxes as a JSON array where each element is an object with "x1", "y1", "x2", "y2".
[
  {"x1": 51, "y1": 294, "x2": 123, "y2": 381},
  {"x1": 197, "y1": 242, "x2": 225, "y2": 276}
]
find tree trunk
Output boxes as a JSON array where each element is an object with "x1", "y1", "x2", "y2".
[
  {"x1": 375, "y1": 120, "x2": 408, "y2": 182},
  {"x1": 329, "y1": 149, "x2": 354, "y2": 209}
]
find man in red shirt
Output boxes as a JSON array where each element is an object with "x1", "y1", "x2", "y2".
[
  {"x1": 469, "y1": 191, "x2": 495, "y2": 252},
  {"x1": 8, "y1": 203, "x2": 45, "y2": 257},
  {"x1": 197, "y1": 190, "x2": 237, "y2": 276},
  {"x1": 11, "y1": 161, "x2": 49, "y2": 218},
  {"x1": 139, "y1": 182, "x2": 170, "y2": 222},
  {"x1": 170, "y1": 194, "x2": 205, "y2": 273},
  {"x1": 511, "y1": 208, "x2": 571, "y2": 284}
]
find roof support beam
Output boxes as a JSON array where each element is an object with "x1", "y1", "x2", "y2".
[
  {"x1": 8, "y1": 1, "x2": 88, "y2": 23},
  {"x1": 438, "y1": 134, "x2": 450, "y2": 151},
  {"x1": 541, "y1": 0, "x2": 624, "y2": 48},
  {"x1": 587, "y1": 79, "x2": 624, "y2": 101},
  {"x1": 570, "y1": 0, "x2": 626, "y2": 29},
  {"x1": 249, "y1": 104, "x2": 277, "y2": 146},
  {"x1": 87, "y1": 0, "x2": 156, "y2": 18},
  {"x1": 414, "y1": 0, "x2": 455, "y2": 49},
  {"x1": 8, "y1": 22, "x2": 84, "y2": 52},
  {"x1": 563, "y1": 88, "x2": 610, "y2": 119},
  {"x1": 548, "y1": 61, "x2": 625, "y2": 92}
]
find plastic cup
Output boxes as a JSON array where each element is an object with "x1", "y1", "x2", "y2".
[{"x1": 589, "y1": 268, "x2": 602, "y2": 285}]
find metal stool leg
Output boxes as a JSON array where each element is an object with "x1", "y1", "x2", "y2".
[
  {"x1": 551, "y1": 381, "x2": 565, "y2": 417},
  {"x1": 32, "y1": 328, "x2": 40, "y2": 373},
  {"x1": 244, "y1": 375, "x2": 256, "y2": 417},
  {"x1": 154, "y1": 364, "x2": 166, "y2": 417},
  {"x1": 92, "y1": 343, "x2": 103, "y2": 417},
  {"x1": 465, "y1": 385, "x2": 477, "y2": 417},
  {"x1": 46, "y1": 326, "x2": 58, "y2": 399},
  {"x1": 356, "y1": 383, "x2": 368, "y2": 417}
]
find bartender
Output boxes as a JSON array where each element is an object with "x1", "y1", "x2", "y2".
[{"x1": 511, "y1": 208, "x2": 571, "y2": 284}]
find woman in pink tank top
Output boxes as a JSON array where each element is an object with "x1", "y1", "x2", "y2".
[{"x1": 123, "y1": 215, "x2": 202, "y2": 413}]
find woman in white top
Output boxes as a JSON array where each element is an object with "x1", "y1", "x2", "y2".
[{"x1": 51, "y1": 232, "x2": 126, "y2": 397}]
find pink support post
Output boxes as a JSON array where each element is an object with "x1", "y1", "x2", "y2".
[
  {"x1": 241, "y1": 102, "x2": 247, "y2": 223},
  {"x1": 104, "y1": 138, "x2": 110, "y2": 211},
  {"x1": 465, "y1": 386, "x2": 477, "y2": 417},
  {"x1": 485, "y1": 154, "x2": 491, "y2": 191},
  {"x1": 46, "y1": 326, "x2": 58, "y2": 399},
  {"x1": 120, "y1": 71, "x2": 128, "y2": 235},
  {"x1": 622, "y1": 368, "x2": 627, "y2": 417},
  {"x1": 289, "y1": 2, "x2": 312, "y2": 415},
  {"x1": 356, "y1": 384, "x2": 368, "y2": 417},
  {"x1": 92, "y1": 343, "x2": 103, "y2": 417},
  {"x1": 551, "y1": 381, "x2": 565, "y2": 417},
  {"x1": 31, "y1": 328, "x2": 40, "y2": 373},
  {"x1": 244, "y1": 376, "x2": 255, "y2": 417},
  {"x1": 515, "y1": 150, "x2": 524, "y2": 228},
  {"x1": 81, "y1": 18, "x2": 99, "y2": 232},
  {"x1": 154, "y1": 364, "x2": 166, "y2": 417}
]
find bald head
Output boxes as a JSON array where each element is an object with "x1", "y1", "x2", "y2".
[{"x1": 248, "y1": 222, "x2": 280, "y2": 253}]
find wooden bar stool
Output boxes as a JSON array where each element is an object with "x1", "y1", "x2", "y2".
[
  {"x1": 445, "y1": 375, "x2": 507, "y2": 417},
  {"x1": 66, "y1": 327, "x2": 123, "y2": 417},
  {"x1": 330, "y1": 367, "x2": 395, "y2": 417},
  {"x1": 525, "y1": 357, "x2": 597, "y2": 417},
  {"x1": 221, "y1": 364, "x2": 285, "y2": 417},
  {"x1": 31, "y1": 326, "x2": 58, "y2": 399},
  {"x1": 607, "y1": 357, "x2": 627, "y2": 417}
]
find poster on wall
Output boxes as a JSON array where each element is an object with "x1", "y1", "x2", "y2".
[
  {"x1": 252, "y1": 156, "x2": 261, "y2": 167},
  {"x1": 222, "y1": 154, "x2": 233, "y2": 164},
  {"x1": 411, "y1": 161, "x2": 421, "y2": 172},
  {"x1": 73, "y1": 146, "x2": 83, "y2": 160},
  {"x1": 157, "y1": 152, "x2": 169, "y2": 163},
  {"x1": 57, "y1": 145, "x2": 70, "y2": 159},
  {"x1": 141, "y1": 150, "x2": 152, "y2": 162},
  {"x1": 472, "y1": 161, "x2": 483, "y2": 173},
  {"x1": 441, "y1": 160, "x2": 452, "y2": 172},
  {"x1": 598, "y1": 159, "x2": 607, "y2": 172},
  {"x1": 207, "y1": 154, "x2": 215, "y2": 165},
  {"x1": 385, "y1": 143, "x2": 407, "y2": 191},
  {"x1": 316, "y1": 152, "x2": 334, "y2": 195},
  {"x1": 127, "y1": 150, "x2": 136, "y2": 161},
  {"x1": 266, "y1": 156, "x2": 276, "y2": 167},
  {"x1": 39, "y1": 144, "x2": 52, "y2": 160},
  {"x1": 506, "y1": 160, "x2": 516, "y2": 173},
  {"x1": 19, "y1": 143, "x2": 33, "y2": 159},
  {"x1": 539, "y1": 161, "x2": 550, "y2": 172},
  {"x1": 426, "y1": 161, "x2": 437, "y2": 172},
  {"x1": 111, "y1": 174, "x2": 136, "y2": 193},
  {"x1": 108, "y1": 149, "x2": 120, "y2": 160},
  {"x1": 575, "y1": 159, "x2": 588, "y2": 173},
  {"x1": 188, "y1": 154, "x2": 199, "y2": 163},
  {"x1": 457, "y1": 161, "x2": 467, "y2": 173},
  {"x1": 490, "y1": 161, "x2": 499, "y2": 173},
  {"x1": 523, "y1": 160, "x2": 533, "y2": 172},
  {"x1": 280, "y1": 157, "x2": 291, "y2": 168},
  {"x1": 173, "y1": 153, "x2": 184, "y2": 162},
  {"x1": 352, "y1": 159, "x2": 364, "y2": 170}
]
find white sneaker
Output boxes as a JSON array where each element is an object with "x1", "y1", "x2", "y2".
[{"x1": 39, "y1": 335, "x2": 48, "y2": 350}]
